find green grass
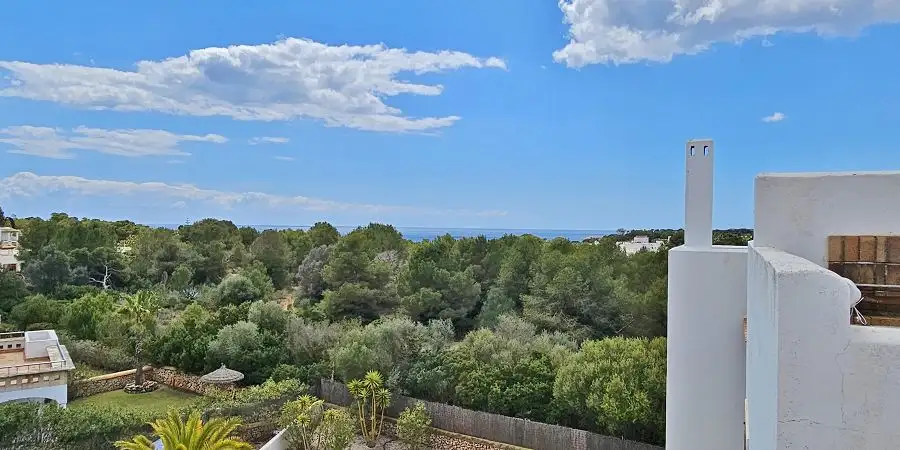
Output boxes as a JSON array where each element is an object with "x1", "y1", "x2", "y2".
[{"x1": 70, "y1": 386, "x2": 201, "y2": 416}]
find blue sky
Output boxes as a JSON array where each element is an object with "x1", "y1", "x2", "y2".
[{"x1": 1, "y1": 1, "x2": 899, "y2": 230}]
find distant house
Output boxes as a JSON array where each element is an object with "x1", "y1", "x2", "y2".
[
  {"x1": 0, "y1": 330, "x2": 76, "y2": 407},
  {"x1": 0, "y1": 227, "x2": 21, "y2": 272},
  {"x1": 616, "y1": 235, "x2": 664, "y2": 255}
]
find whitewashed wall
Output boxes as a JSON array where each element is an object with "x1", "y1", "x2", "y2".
[
  {"x1": 666, "y1": 246, "x2": 747, "y2": 450},
  {"x1": 0, "y1": 384, "x2": 68, "y2": 407},
  {"x1": 258, "y1": 429, "x2": 287, "y2": 450},
  {"x1": 746, "y1": 168, "x2": 900, "y2": 449},
  {"x1": 754, "y1": 171, "x2": 900, "y2": 267}
]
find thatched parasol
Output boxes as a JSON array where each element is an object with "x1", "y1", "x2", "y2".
[{"x1": 200, "y1": 364, "x2": 244, "y2": 398}]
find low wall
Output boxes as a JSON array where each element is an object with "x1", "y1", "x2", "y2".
[
  {"x1": 69, "y1": 366, "x2": 154, "y2": 399},
  {"x1": 150, "y1": 366, "x2": 207, "y2": 394},
  {"x1": 318, "y1": 379, "x2": 662, "y2": 450}
]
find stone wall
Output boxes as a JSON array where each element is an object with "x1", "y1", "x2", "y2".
[
  {"x1": 150, "y1": 366, "x2": 207, "y2": 394},
  {"x1": 69, "y1": 366, "x2": 153, "y2": 400}
]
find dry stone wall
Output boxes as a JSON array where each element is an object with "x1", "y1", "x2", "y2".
[
  {"x1": 150, "y1": 366, "x2": 207, "y2": 394},
  {"x1": 69, "y1": 366, "x2": 153, "y2": 400}
]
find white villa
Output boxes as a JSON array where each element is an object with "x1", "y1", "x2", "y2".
[
  {"x1": 667, "y1": 139, "x2": 900, "y2": 449},
  {"x1": 0, "y1": 227, "x2": 21, "y2": 272},
  {"x1": 0, "y1": 330, "x2": 76, "y2": 407},
  {"x1": 617, "y1": 235, "x2": 665, "y2": 255}
]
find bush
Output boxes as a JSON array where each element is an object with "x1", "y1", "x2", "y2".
[
  {"x1": 66, "y1": 339, "x2": 137, "y2": 372},
  {"x1": 25, "y1": 322, "x2": 55, "y2": 331},
  {"x1": 0, "y1": 402, "x2": 150, "y2": 450},
  {"x1": 397, "y1": 402, "x2": 433, "y2": 450},
  {"x1": 278, "y1": 395, "x2": 354, "y2": 450}
]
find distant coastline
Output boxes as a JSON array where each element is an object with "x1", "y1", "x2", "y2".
[{"x1": 151, "y1": 224, "x2": 616, "y2": 243}]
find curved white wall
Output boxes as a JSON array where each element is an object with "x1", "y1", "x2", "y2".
[
  {"x1": 0, "y1": 384, "x2": 68, "y2": 407},
  {"x1": 666, "y1": 245, "x2": 747, "y2": 450}
]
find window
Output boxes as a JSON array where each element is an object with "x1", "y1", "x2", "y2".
[{"x1": 15, "y1": 343, "x2": 21, "y2": 348}]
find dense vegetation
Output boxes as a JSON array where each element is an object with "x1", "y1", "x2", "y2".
[{"x1": 0, "y1": 210, "x2": 751, "y2": 446}]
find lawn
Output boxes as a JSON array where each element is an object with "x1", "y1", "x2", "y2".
[{"x1": 69, "y1": 386, "x2": 201, "y2": 416}]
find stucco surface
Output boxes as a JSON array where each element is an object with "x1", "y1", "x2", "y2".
[
  {"x1": 0, "y1": 383, "x2": 68, "y2": 407},
  {"x1": 754, "y1": 171, "x2": 900, "y2": 266},
  {"x1": 666, "y1": 245, "x2": 747, "y2": 450}
]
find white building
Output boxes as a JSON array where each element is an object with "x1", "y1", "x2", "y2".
[
  {"x1": 0, "y1": 227, "x2": 21, "y2": 272},
  {"x1": 617, "y1": 235, "x2": 665, "y2": 255},
  {"x1": 0, "y1": 330, "x2": 76, "y2": 407},
  {"x1": 667, "y1": 139, "x2": 900, "y2": 449}
]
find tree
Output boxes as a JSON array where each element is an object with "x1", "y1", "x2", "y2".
[
  {"x1": 60, "y1": 291, "x2": 116, "y2": 340},
  {"x1": 295, "y1": 245, "x2": 332, "y2": 300},
  {"x1": 0, "y1": 269, "x2": 28, "y2": 313},
  {"x1": 397, "y1": 402, "x2": 433, "y2": 450},
  {"x1": 22, "y1": 245, "x2": 72, "y2": 294},
  {"x1": 553, "y1": 337, "x2": 666, "y2": 444},
  {"x1": 115, "y1": 410, "x2": 251, "y2": 450},
  {"x1": 307, "y1": 222, "x2": 340, "y2": 248},
  {"x1": 251, "y1": 230, "x2": 292, "y2": 289},
  {"x1": 117, "y1": 290, "x2": 159, "y2": 385},
  {"x1": 348, "y1": 371, "x2": 391, "y2": 448}
]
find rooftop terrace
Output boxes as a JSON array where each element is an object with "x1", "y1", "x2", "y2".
[{"x1": 0, "y1": 331, "x2": 75, "y2": 378}]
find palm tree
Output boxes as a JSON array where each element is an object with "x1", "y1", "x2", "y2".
[
  {"x1": 115, "y1": 410, "x2": 252, "y2": 450},
  {"x1": 117, "y1": 290, "x2": 159, "y2": 385}
]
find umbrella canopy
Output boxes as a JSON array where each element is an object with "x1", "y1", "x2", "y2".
[{"x1": 200, "y1": 364, "x2": 245, "y2": 385}]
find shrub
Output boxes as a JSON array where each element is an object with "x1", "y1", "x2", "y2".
[
  {"x1": 396, "y1": 402, "x2": 432, "y2": 450},
  {"x1": 278, "y1": 395, "x2": 354, "y2": 450},
  {"x1": 66, "y1": 339, "x2": 137, "y2": 372},
  {"x1": 318, "y1": 408, "x2": 354, "y2": 450},
  {"x1": 270, "y1": 364, "x2": 306, "y2": 382},
  {"x1": 0, "y1": 402, "x2": 150, "y2": 450}
]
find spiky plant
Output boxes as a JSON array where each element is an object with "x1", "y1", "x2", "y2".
[
  {"x1": 347, "y1": 371, "x2": 391, "y2": 448},
  {"x1": 114, "y1": 410, "x2": 252, "y2": 450}
]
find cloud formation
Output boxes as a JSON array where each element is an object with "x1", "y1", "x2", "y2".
[
  {"x1": 554, "y1": 0, "x2": 900, "y2": 67},
  {"x1": 0, "y1": 172, "x2": 507, "y2": 217},
  {"x1": 0, "y1": 38, "x2": 506, "y2": 132},
  {"x1": 0, "y1": 125, "x2": 226, "y2": 159},
  {"x1": 762, "y1": 112, "x2": 786, "y2": 123},
  {"x1": 249, "y1": 136, "x2": 290, "y2": 145},
  {"x1": 273, "y1": 156, "x2": 295, "y2": 161}
]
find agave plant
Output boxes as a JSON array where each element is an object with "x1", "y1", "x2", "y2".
[
  {"x1": 114, "y1": 410, "x2": 252, "y2": 450},
  {"x1": 347, "y1": 371, "x2": 391, "y2": 448}
]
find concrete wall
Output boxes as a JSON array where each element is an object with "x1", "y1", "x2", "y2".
[
  {"x1": 754, "y1": 171, "x2": 900, "y2": 266},
  {"x1": 666, "y1": 245, "x2": 747, "y2": 450},
  {"x1": 746, "y1": 244, "x2": 900, "y2": 449}
]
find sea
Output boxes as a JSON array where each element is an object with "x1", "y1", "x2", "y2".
[{"x1": 158, "y1": 224, "x2": 615, "y2": 243}]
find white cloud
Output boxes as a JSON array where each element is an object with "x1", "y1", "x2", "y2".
[
  {"x1": 273, "y1": 156, "x2": 295, "y2": 161},
  {"x1": 0, "y1": 125, "x2": 227, "y2": 159},
  {"x1": 249, "y1": 136, "x2": 290, "y2": 145},
  {"x1": 553, "y1": 0, "x2": 900, "y2": 67},
  {"x1": 762, "y1": 112, "x2": 786, "y2": 123},
  {"x1": 0, "y1": 37, "x2": 506, "y2": 132},
  {"x1": 0, "y1": 172, "x2": 507, "y2": 217}
]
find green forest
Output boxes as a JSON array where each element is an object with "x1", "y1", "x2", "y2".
[{"x1": 0, "y1": 210, "x2": 752, "y2": 446}]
